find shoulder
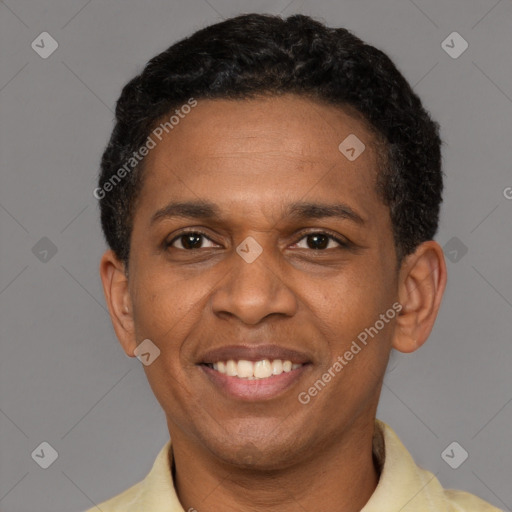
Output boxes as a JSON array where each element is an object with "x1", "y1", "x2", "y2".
[
  {"x1": 443, "y1": 488, "x2": 504, "y2": 511},
  {"x1": 83, "y1": 479, "x2": 146, "y2": 511},
  {"x1": 368, "y1": 420, "x2": 503, "y2": 512}
]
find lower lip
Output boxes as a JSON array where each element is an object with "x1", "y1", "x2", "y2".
[{"x1": 200, "y1": 364, "x2": 309, "y2": 401}]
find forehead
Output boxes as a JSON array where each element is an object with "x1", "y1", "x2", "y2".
[
  {"x1": 151, "y1": 95, "x2": 378, "y2": 161},
  {"x1": 138, "y1": 95, "x2": 387, "y2": 223}
]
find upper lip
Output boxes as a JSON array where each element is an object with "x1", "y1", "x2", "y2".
[{"x1": 199, "y1": 345, "x2": 311, "y2": 365}]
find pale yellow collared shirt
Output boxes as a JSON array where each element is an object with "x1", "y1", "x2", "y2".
[{"x1": 85, "y1": 419, "x2": 502, "y2": 511}]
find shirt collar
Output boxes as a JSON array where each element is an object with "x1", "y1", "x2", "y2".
[
  {"x1": 94, "y1": 419, "x2": 456, "y2": 511},
  {"x1": 361, "y1": 419, "x2": 449, "y2": 512}
]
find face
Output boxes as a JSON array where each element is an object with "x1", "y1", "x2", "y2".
[{"x1": 122, "y1": 95, "x2": 400, "y2": 468}]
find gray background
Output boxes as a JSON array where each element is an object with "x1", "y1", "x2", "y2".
[{"x1": 1, "y1": 0, "x2": 511, "y2": 511}]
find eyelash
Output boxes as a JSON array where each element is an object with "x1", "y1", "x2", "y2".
[{"x1": 165, "y1": 229, "x2": 350, "y2": 251}]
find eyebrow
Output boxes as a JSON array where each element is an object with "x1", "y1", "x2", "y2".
[
  {"x1": 150, "y1": 200, "x2": 365, "y2": 226},
  {"x1": 287, "y1": 202, "x2": 365, "y2": 225}
]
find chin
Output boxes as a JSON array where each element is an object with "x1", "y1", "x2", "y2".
[{"x1": 202, "y1": 432, "x2": 308, "y2": 472}]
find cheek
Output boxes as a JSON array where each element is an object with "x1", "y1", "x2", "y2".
[
  {"x1": 314, "y1": 269, "x2": 390, "y2": 324},
  {"x1": 133, "y1": 296, "x2": 199, "y2": 353},
  {"x1": 307, "y1": 283, "x2": 395, "y2": 406},
  {"x1": 308, "y1": 264, "x2": 396, "y2": 367},
  {"x1": 129, "y1": 258, "x2": 199, "y2": 335},
  {"x1": 131, "y1": 274, "x2": 204, "y2": 418}
]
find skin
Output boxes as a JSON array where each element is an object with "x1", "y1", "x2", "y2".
[{"x1": 100, "y1": 94, "x2": 447, "y2": 512}]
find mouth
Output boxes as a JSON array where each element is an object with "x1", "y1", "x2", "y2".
[
  {"x1": 198, "y1": 345, "x2": 312, "y2": 401},
  {"x1": 203, "y1": 359, "x2": 303, "y2": 379}
]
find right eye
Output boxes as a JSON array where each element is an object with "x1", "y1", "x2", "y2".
[{"x1": 166, "y1": 231, "x2": 220, "y2": 250}]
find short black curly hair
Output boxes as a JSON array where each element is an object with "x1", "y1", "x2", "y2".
[{"x1": 97, "y1": 13, "x2": 442, "y2": 268}]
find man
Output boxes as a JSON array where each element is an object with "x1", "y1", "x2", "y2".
[{"x1": 89, "y1": 13, "x2": 500, "y2": 512}]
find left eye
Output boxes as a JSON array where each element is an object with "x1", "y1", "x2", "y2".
[{"x1": 293, "y1": 233, "x2": 346, "y2": 250}]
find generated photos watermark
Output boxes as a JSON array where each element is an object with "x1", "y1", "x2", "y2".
[
  {"x1": 298, "y1": 302, "x2": 403, "y2": 405},
  {"x1": 93, "y1": 98, "x2": 198, "y2": 200}
]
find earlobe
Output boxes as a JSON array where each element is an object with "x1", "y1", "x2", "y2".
[
  {"x1": 392, "y1": 241, "x2": 447, "y2": 354},
  {"x1": 99, "y1": 250, "x2": 137, "y2": 357}
]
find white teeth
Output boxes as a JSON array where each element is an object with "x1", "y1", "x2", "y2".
[
  {"x1": 210, "y1": 359, "x2": 303, "y2": 379},
  {"x1": 272, "y1": 359, "x2": 283, "y2": 375},
  {"x1": 226, "y1": 360, "x2": 237, "y2": 376},
  {"x1": 254, "y1": 359, "x2": 272, "y2": 378},
  {"x1": 237, "y1": 360, "x2": 254, "y2": 378}
]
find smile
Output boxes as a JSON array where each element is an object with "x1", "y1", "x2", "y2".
[{"x1": 205, "y1": 359, "x2": 303, "y2": 379}]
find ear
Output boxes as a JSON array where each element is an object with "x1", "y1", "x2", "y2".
[
  {"x1": 393, "y1": 241, "x2": 447, "y2": 353},
  {"x1": 99, "y1": 250, "x2": 137, "y2": 357}
]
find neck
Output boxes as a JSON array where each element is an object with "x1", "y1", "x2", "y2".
[{"x1": 170, "y1": 415, "x2": 380, "y2": 512}]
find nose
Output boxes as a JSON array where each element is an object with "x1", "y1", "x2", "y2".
[{"x1": 210, "y1": 245, "x2": 298, "y2": 325}]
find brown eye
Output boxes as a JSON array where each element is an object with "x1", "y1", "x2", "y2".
[
  {"x1": 293, "y1": 233, "x2": 347, "y2": 250},
  {"x1": 306, "y1": 234, "x2": 329, "y2": 250},
  {"x1": 167, "y1": 232, "x2": 218, "y2": 250}
]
